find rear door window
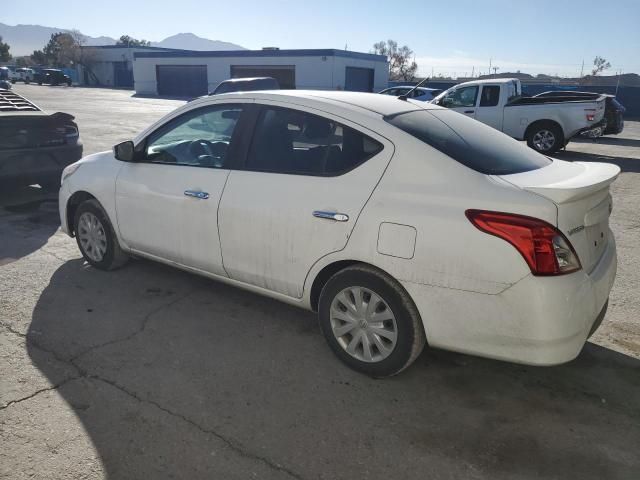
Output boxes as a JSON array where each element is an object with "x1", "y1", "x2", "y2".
[
  {"x1": 385, "y1": 109, "x2": 551, "y2": 175},
  {"x1": 479, "y1": 86, "x2": 500, "y2": 106},
  {"x1": 246, "y1": 106, "x2": 383, "y2": 175}
]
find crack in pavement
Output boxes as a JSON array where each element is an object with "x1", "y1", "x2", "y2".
[
  {"x1": 69, "y1": 289, "x2": 199, "y2": 363},
  {"x1": 1, "y1": 293, "x2": 305, "y2": 479},
  {"x1": 0, "y1": 376, "x2": 81, "y2": 410},
  {"x1": 89, "y1": 375, "x2": 304, "y2": 480}
]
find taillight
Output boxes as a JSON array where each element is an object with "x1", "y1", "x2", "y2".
[
  {"x1": 585, "y1": 109, "x2": 596, "y2": 121},
  {"x1": 465, "y1": 210, "x2": 581, "y2": 276}
]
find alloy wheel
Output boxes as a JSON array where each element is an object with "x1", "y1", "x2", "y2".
[{"x1": 532, "y1": 129, "x2": 556, "y2": 151}]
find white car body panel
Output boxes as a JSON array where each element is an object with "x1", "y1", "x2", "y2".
[{"x1": 60, "y1": 90, "x2": 619, "y2": 367}]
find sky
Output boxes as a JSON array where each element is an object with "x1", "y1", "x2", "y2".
[{"x1": 3, "y1": 0, "x2": 640, "y2": 77}]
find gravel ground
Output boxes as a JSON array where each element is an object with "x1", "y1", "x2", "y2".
[{"x1": 1, "y1": 84, "x2": 639, "y2": 480}]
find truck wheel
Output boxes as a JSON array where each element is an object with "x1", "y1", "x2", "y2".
[{"x1": 526, "y1": 122, "x2": 563, "y2": 154}]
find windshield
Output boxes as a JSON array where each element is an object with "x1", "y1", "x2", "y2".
[{"x1": 385, "y1": 109, "x2": 552, "y2": 175}]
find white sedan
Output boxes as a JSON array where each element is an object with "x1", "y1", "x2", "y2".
[{"x1": 59, "y1": 91, "x2": 619, "y2": 377}]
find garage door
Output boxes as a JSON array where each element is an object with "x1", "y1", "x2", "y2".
[
  {"x1": 230, "y1": 65, "x2": 295, "y2": 89},
  {"x1": 345, "y1": 67, "x2": 374, "y2": 92},
  {"x1": 156, "y1": 65, "x2": 208, "y2": 97}
]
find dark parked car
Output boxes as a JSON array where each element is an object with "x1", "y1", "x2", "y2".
[
  {"x1": 34, "y1": 68, "x2": 73, "y2": 86},
  {"x1": 0, "y1": 67, "x2": 11, "y2": 90},
  {"x1": 535, "y1": 91, "x2": 625, "y2": 135},
  {"x1": 210, "y1": 77, "x2": 280, "y2": 95},
  {"x1": 0, "y1": 90, "x2": 82, "y2": 190}
]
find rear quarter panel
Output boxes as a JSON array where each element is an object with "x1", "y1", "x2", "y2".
[{"x1": 304, "y1": 130, "x2": 558, "y2": 303}]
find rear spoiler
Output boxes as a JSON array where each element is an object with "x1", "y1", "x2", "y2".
[{"x1": 499, "y1": 161, "x2": 620, "y2": 204}]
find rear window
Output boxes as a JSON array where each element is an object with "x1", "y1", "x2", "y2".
[{"x1": 384, "y1": 109, "x2": 551, "y2": 175}]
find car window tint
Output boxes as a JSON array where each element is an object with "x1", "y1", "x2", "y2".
[
  {"x1": 480, "y1": 86, "x2": 500, "y2": 107},
  {"x1": 443, "y1": 85, "x2": 479, "y2": 108},
  {"x1": 385, "y1": 109, "x2": 551, "y2": 175},
  {"x1": 247, "y1": 107, "x2": 383, "y2": 175},
  {"x1": 145, "y1": 105, "x2": 243, "y2": 168}
]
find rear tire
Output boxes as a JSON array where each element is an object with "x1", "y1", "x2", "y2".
[
  {"x1": 318, "y1": 264, "x2": 426, "y2": 377},
  {"x1": 526, "y1": 122, "x2": 564, "y2": 154},
  {"x1": 73, "y1": 199, "x2": 129, "y2": 271}
]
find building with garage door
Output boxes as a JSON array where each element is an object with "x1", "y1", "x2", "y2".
[
  {"x1": 75, "y1": 45, "x2": 181, "y2": 88},
  {"x1": 132, "y1": 49, "x2": 389, "y2": 97}
]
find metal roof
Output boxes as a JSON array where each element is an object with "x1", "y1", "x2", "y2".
[
  {"x1": 0, "y1": 90, "x2": 40, "y2": 112},
  {"x1": 134, "y1": 48, "x2": 387, "y2": 62}
]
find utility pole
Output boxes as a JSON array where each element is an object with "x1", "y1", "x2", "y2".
[
  {"x1": 580, "y1": 59, "x2": 584, "y2": 77},
  {"x1": 493, "y1": 66, "x2": 499, "y2": 75},
  {"x1": 489, "y1": 58, "x2": 492, "y2": 76},
  {"x1": 471, "y1": 66, "x2": 475, "y2": 77}
]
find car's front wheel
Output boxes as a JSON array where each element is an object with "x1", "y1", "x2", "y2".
[
  {"x1": 318, "y1": 264, "x2": 426, "y2": 377},
  {"x1": 73, "y1": 199, "x2": 129, "y2": 270}
]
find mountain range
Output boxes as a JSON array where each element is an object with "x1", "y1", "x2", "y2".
[{"x1": 0, "y1": 23, "x2": 246, "y2": 56}]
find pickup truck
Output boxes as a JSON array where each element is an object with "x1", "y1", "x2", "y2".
[{"x1": 431, "y1": 79, "x2": 607, "y2": 153}]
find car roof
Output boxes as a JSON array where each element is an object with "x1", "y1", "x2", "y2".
[
  {"x1": 220, "y1": 77, "x2": 276, "y2": 83},
  {"x1": 210, "y1": 90, "x2": 440, "y2": 116},
  {"x1": 455, "y1": 78, "x2": 519, "y2": 86}
]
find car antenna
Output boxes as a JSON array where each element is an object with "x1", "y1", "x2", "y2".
[{"x1": 398, "y1": 76, "x2": 430, "y2": 101}]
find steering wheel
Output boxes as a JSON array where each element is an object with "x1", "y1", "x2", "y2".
[{"x1": 188, "y1": 140, "x2": 228, "y2": 167}]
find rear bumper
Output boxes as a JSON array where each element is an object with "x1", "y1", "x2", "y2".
[
  {"x1": 0, "y1": 142, "x2": 83, "y2": 185},
  {"x1": 402, "y1": 233, "x2": 617, "y2": 365}
]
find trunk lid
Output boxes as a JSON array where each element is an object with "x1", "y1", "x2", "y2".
[{"x1": 498, "y1": 159, "x2": 620, "y2": 273}]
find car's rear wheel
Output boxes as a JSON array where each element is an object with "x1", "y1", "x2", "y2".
[
  {"x1": 526, "y1": 122, "x2": 564, "y2": 153},
  {"x1": 318, "y1": 264, "x2": 426, "y2": 377},
  {"x1": 73, "y1": 199, "x2": 129, "y2": 270}
]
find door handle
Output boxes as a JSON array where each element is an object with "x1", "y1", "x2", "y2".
[
  {"x1": 184, "y1": 190, "x2": 209, "y2": 200},
  {"x1": 313, "y1": 210, "x2": 349, "y2": 222},
  {"x1": 464, "y1": 110, "x2": 475, "y2": 114}
]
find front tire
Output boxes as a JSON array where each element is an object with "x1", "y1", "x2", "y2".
[
  {"x1": 526, "y1": 122, "x2": 564, "y2": 153},
  {"x1": 318, "y1": 264, "x2": 426, "y2": 377},
  {"x1": 73, "y1": 199, "x2": 129, "y2": 270}
]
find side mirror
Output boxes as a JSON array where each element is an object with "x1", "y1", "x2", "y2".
[
  {"x1": 442, "y1": 97, "x2": 454, "y2": 107},
  {"x1": 114, "y1": 140, "x2": 136, "y2": 162}
]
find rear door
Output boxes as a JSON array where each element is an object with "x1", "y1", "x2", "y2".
[
  {"x1": 474, "y1": 85, "x2": 503, "y2": 130},
  {"x1": 218, "y1": 103, "x2": 393, "y2": 298}
]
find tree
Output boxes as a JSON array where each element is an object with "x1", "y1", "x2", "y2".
[
  {"x1": 591, "y1": 56, "x2": 611, "y2": 76},
  {"x1": 0, "y1": 36, "x2": 11, "y2": 62},
  {"x1": 15, "y1": 56, "x2": 35, "y2": 67},
  {"x1": 30, "y1": 49, "x2": 49, "y2": 65},
  {"x1": 31, "y1": 31, "x2": 99, "y2": 83},
  {"x1": 116, "y1": 35, "x2": 150, "y2": 47},
  {"x1": 372, "y1": 40, "x2": 418, "y2": 81}
]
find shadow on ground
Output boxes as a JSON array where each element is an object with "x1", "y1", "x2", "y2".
[
  {"x1": 26, "y1": 258, "x2": 640, "y2": 479},
  {"x1": 554, "y1": 150, "x2": 640, "y2": 173},
  {"x1": 0, "y1": 185, "x2": 60, "y2": 266}
]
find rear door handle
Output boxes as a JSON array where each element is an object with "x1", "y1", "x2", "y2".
[
  {"x1": 464, "y1": 110, "x2": 475, "y2": 114},
  {"x1": 184, "y1": 190, "x2": 209, "y2": 200},
  {"x1": 313, "y1": 210, "x2": 349, "y2": 222}
]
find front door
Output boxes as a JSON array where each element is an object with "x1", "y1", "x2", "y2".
[
  {"x1": 441, "y1": 85, "x2": 479, "y2": 118},
  {"x1": 115, "y1": 103, "x2": 246, "y2": 276},
  {"x1": 218, "y1": 103, "x2": 393, "y2": 298}
]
